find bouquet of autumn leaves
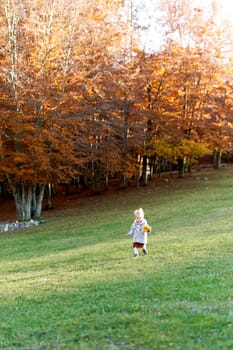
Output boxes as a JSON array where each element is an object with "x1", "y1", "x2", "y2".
[{"x1": 142, "y1": 224, "x2": 152, "y2": 233}]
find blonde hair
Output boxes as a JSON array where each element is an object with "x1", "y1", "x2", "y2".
[{"x1": 134, "y1": 208, "x2": 144, "y2": 218}]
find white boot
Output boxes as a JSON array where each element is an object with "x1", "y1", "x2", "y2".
[
  {"x1": 133, "y1": 247, "x2": 138, "y2": 257},
  {"x1": 142, "y1": 244, "x2": 148, "y2": 255}
]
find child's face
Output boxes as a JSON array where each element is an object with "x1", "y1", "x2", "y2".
[{"x1": 136, "y1": 215, "x2": 143, "y2": 223}]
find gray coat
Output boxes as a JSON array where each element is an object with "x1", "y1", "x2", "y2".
[{"x1": 128, "y1": 218, "x2": 148, "y2": 244}]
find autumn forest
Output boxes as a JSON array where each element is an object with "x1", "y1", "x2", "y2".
[{"x1": 0, "y1": 0, "x2": 233, "y2": 221}]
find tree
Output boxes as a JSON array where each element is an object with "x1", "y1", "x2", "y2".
[
  {"x1": 140, "y1": 0, "x2": 233, "y2": 176},
  {"x1": 0, "y1": 0, "x2": 84, "y2": 220},
  {"x1": 0, "y1": 0, "x2": 127, "y2": 219},
  {"x1": 1, "y1": 0, "x2": 233, "y2": 222}
]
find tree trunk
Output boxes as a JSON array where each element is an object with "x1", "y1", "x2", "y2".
[
  {"x1": 214, "y1": 150, "x2": 222, "y2": 169},
  {"x1": 13, "y1": 183, "x2": 32, "y2": 221},
  {"x1": 149, "y1": 156, "x2": 156, "y2": 179},
  {"x1": 177, "y1": 158, "x2": 185, "y2": 178},
  {"x1": 142, "y1": 155, "x2": 148, "y2": 186},
  {"x1": 120, "y1": 173, "x2": 126, "y2": 189},
  {"x1": 104, "y1": 173, "x2": 109, "y2": 191},
  {"x1": 44, "y1": 182, "x2": 54, "y2": 208},
  {"x1": 8, "y1": 179, "x2": 45, "y2": 221},
  {"x1": 92, "y1": 161, "x2": 101, "y2": 194},
  {"x1": 33, "y1": 184, "x2": 46, "y2": 219},
  {"x1": 120, "y1": 98, "x2": 130, "y2": 191},
  {"x1": 135, "y1": 158, "x2": 140, "y2": 188}
]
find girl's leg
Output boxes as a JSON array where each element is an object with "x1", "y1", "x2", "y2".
[
  {"x1": 143, "y1": 244, "x2": 148, "y2": 255},
  {"x1": 133, "y1": 247, "x2": 138, "y2": 257}
]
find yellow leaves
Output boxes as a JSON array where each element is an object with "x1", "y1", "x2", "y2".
[
  {"x1": 175, "y1": 139, "x2": 210, "y2": 158},
  {"x1": 158, "y1": 67, "x2": 165, "y2": 76},
  {"x1": 146, "y1": 137, "x2": 210, "y2": 162}
]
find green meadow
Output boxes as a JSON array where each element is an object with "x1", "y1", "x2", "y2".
[{"x1": 1, "y1": 168, "x2": 233, "y2": 349}]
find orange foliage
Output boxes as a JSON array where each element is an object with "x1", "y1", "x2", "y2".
[{"x1": 0, "y1": 0, "x2": 233, "y2": 218}]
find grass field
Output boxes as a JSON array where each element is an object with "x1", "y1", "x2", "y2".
[{"x1": 1, "y1": 168, "x2": 233, "y2": 349}]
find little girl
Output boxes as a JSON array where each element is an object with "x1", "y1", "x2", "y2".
[{"x1": 128, "y1": 208, "x2": 151, "y2": 257}]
